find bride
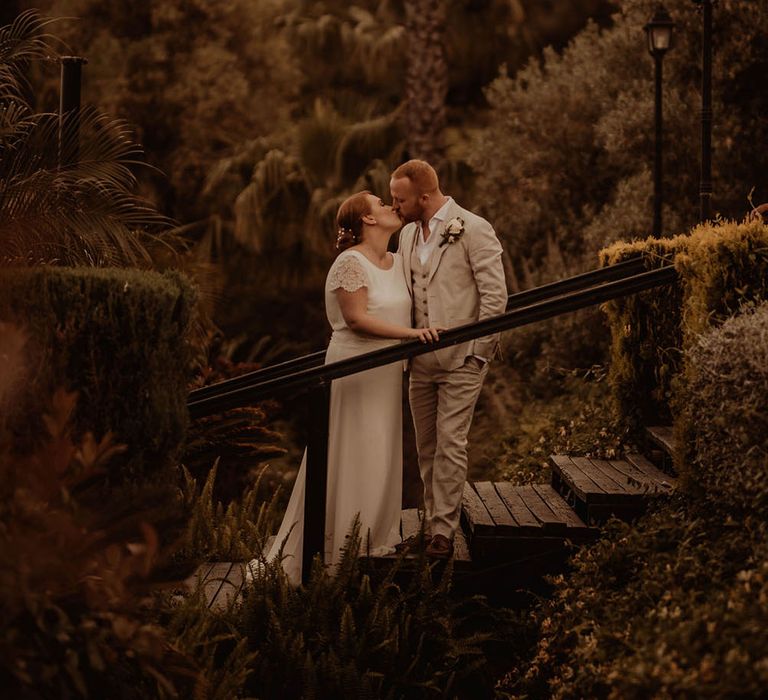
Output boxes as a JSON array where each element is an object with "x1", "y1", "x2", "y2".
[{"x1": 249, "y1": 191, "x2": 441, "y2": 584}]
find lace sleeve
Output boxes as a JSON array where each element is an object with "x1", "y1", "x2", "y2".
[{"x1": 327, "y1": 254, "x2": 369, "y2": 293}]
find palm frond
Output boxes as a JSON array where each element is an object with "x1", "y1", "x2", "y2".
[
  {"x1": 0, "y1": 10, "x2": 61, "y2": 103},
  {"x1": 296, "y1": 99, "x2": 346, "y2": 186},
  {"x1": 0, "y1": 12, "x2": 181, "y2": 268},
  {"x1": 342, "y1": 7, "x2": 404, "y2": 86},
  {"x1": 233, "y1": 148, "x2": 310, "y2": 252},
  {"x1": 334, "y1": 106, "x2": 403, "y2": 183},
  {"x1": 0, "y1": 107, "x2": 172, "y2": 267}
]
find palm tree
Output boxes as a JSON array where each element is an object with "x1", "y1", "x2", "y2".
[
  {"x1": 0, "y1": 10, "x2": 169, "y2": 267},
  {"x1": 203, "y1": 3, "x2": 408, "y2": 287},
  {"x1": 403, "y1": 0, "x2": 448, "y2": 165}
]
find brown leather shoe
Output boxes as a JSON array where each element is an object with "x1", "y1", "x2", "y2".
[
  {"x1": 395, "y1": 533, "x2": 432, "y2": 554},
  {"x1": 425, "y1": 534, "x2": 454, "y2": 560}
]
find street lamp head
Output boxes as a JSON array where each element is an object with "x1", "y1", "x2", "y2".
[{"x1": 644, "y1": 4, "x2": 676, "y2": 57}]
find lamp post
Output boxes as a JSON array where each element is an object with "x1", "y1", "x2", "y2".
[
  {"x1": 693, "y1": 0, "x2": 715, "y2": 222},
  {"x1": 644, "y1": 4, "x2": 675, "y2": 237}
]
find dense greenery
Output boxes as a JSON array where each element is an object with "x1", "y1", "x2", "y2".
[
  {"x1": 0, "y1": 11, "x2": 170, "y2": 267},
  {"x1": 0, "y1": 266, "x2": 196, "y2": 481},
  {"x1": 4, "y1": 2, "x2": 768, "y2": 697},
  {"x1": 677, "y1": 302, "x2": 768, "y2": 517},
  {"x1": 471, "y1": 0, "x2": 768, "y2": 273},
  {"x1": 499, "y1": 305, "x2": 768, "y2": 697},
  {"x1": 600, "y1": 219, "x2": 768, "y2": 431},
  {"x1": 497, "y1": 369, "x2": 628, "y2": 486},
  {"x1": 0, "y1": 383, "x2": 198, "y2": 698},
  {"x1": 499, "y1": 500, "x2": 768, "y2": 698},
  {"x1": 237, "y1": 525, "x2": 520, "y2": 698}
]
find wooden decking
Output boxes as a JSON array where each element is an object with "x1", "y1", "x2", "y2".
[
  {"x1": 461, "y1": 481, "x2": 598, "y2": 560},
  {"x1": 550, "y1": 453, "x2": 676, "y2": 523},
  {"x1": 187, "y1": 441, "x2": 679, "y2": 607}
]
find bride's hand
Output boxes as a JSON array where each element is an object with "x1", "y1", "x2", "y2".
[{"x1": 409, "y1": 327, "x2": 443, "y2": 343}]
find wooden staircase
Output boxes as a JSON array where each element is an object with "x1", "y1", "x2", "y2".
[
  {"x1": 187, "y1": 427, "x2": 678, "y2": 607},
  {"x1": 372, "y1": 427, "x2": 678, "y2": 593}
]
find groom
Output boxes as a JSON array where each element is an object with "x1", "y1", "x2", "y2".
[{"x1": 391, "y1": 159, "x2": 507, "y2": 559}]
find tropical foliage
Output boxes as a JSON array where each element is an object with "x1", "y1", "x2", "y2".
[
  {"x1": 0, "y1": 376, "x2": 198, "y2": 698},
  {"x1": 237, "y1": 520, "x2": 520, "y2": 699},
  {"x1": 4, "y1": 2, "x2": 768, "y2": 697},
  {"x1": 0, "y1": 10, "x2": 170, "y2": 268}
]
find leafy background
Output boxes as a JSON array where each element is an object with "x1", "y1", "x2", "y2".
[{"x1": 2, "y1": 1, "x2": 768, "y2": 696}]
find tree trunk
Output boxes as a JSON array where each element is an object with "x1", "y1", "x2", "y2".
[{"x1": 403, "y1": 0, "x2": 448, "y2": 166}]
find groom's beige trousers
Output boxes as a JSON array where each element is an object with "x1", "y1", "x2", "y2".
[{"x1": 409, "y1": 352, "x2": 489, "y2": 540}]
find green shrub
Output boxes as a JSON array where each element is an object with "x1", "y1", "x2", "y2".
[
  {"x1": 503, "y1": 307, "x2": 611, "y2": 400},
  {"x1": 600, "y1": 219, "x2": 768, "y2": 432},
  {"x1": 675, "y1": 302, "x2": 768, "y2": 516},
  {"x1": 498, "y1": 370, "x2": 629, "y2": 486},
  {"x1": 500, "y1": 501, "x2": 768, "y2": 699},
  {"x1": 0, "y1": 266, "x2": 196, "y2": 482}
]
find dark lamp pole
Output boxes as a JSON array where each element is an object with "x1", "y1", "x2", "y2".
[
  {"x1": 644, "y1": 5, "x2": 675, "y2": 237},
  {"x1": 645, "y1": 5, "x2": 675, "y2": 54},
  {"x1": 693, "y1": 0, "x2": 715, "y2": 222}
]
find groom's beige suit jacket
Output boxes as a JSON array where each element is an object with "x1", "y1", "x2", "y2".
[{"x1": 398, "y1": 200, "x2": 507, "y2": 370}]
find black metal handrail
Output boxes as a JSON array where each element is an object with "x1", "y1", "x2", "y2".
[
  {"x1": 188, "y1": 262, "x2": 674, "y2": 419},
  {"x1": 191, "y1": 258, "x2": 677, "y2": 584},
  {"x1": 188, "y1": 256, "x2": 648, "y2": 404}
]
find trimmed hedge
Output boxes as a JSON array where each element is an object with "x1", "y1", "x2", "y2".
[
  {"x1": 600, "y1": 220, "x2": 768, "y2": 432},
  {"x1": 0, "y1": 266, "x2": 196, "y2": 481},
  {"x1": 676, "y1": 302, "x2": 768, "y2": 516}
]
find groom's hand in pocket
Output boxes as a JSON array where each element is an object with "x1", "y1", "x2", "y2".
[{"x1": 466, "y1": 355, "x2": 487, "y2": 369}]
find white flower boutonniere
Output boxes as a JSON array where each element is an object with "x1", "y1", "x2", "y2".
[{"x1": 439, "y1": 216, "x2": 465, "y2": 247}]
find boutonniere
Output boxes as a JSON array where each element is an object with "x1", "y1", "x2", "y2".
[{"x1": 438, "y1": 217, "x2": 465, "y2": 247}]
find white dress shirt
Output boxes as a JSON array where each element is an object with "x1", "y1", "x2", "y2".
[{"x1": 415, "y1": 196, "x2": 452, "y2": 266}]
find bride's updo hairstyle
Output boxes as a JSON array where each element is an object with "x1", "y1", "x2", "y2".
[{"x1": 335, "y1": 190, "x2": 372, "y2": 251}]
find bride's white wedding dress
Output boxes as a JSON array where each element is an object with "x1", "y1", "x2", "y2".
[{"x1": 253, "y1": 250, "x2": 411, "y2": 585}]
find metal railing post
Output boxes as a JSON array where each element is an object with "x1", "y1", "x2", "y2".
[{"x1": 302, "y1": 381, "x2": 330, "y2": 585}]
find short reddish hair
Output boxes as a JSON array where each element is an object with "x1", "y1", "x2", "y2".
[{"x1": 391, "y1": 159, "x2": 439, "y2": 195}]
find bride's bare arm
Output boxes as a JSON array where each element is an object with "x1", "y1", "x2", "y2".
[{"x1": 336, "y1": 287, "x2": 441, "y2": 343}]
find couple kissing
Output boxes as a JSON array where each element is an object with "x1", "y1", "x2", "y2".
[{"x1": 249, "y1": 159, "x2": 506, "y2": 585}]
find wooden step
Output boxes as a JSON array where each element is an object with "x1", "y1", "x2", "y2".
[
  {"x1": 646, "y1": 425, "x2": 676, "y2": 457},
  {"x1": 550, "y1": 453, "x2": 676, "y2": 524},
  {"x1": 646, "y1": 425, "x2": 677, "y2": 472},
  {"x1": 460, "y1": 481, "x2": 598, "y2": 561}
]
